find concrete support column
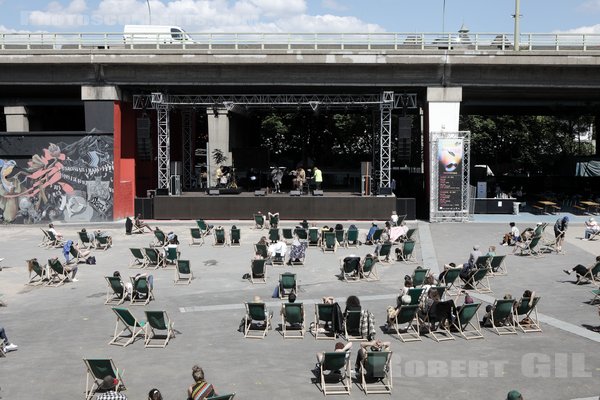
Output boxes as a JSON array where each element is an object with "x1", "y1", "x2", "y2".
[
  {"x1": 4, "y1": 106, "x2": 29, "y2": 132},
  {"x1": 426, "y1": 87, "x2": 462, "y2": 132},
  {"x1": 206, "y1": 108, "x2": 231, "y2": 187}
]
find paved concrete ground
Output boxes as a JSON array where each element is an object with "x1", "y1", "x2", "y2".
[{"x1": 0, "y1": 217, "x2": 598, "y2": 400}]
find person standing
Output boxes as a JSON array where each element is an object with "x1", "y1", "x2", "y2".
[
  {"x1": 554, "y1": 216, "x2": 569, "y2": 253},
  {"x1": 313, "y1": 166, "x2": 323, "y2": 191}
]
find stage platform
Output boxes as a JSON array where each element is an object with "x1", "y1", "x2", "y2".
[{"x1": 145, "y1": 191, "x2": 400, "y2": 220}]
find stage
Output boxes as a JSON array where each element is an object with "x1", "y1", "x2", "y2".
[{"x1": 137, "y1": 190, "x2": 408, "y2": 220}]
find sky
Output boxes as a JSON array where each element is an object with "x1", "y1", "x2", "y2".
[{"x1": 1, "y1": 0, "x2": 600, "y2": 34}]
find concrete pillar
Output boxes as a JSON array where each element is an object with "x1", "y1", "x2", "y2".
[
  {"x1": 426, "y1": 87, "x2": 462, "y2": 132},
  {"x1": 206, "y1": 108, "x2": 231, "y2": 187},
  {"x1": 4, "y1": 106, "x2": 29, "y2": 132}
]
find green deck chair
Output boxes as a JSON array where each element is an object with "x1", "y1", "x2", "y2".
[
  {"x1": 377, "y1": 242, "x2": 393, "y2": 264},
  {"x1": 397, "y1": 240, "x2": 417, "y2": 263},
  {"x1": 490, "y1": 255, "x2": 508, "y2": 276},
  {"x1": 440, "y1": 267, "x2": 463, "y2": 296},
  {"x1": 189, "y1": 228, "x2": 204, "y2": 246},
  {"x1": 420, "y1": 299, "x2": 456, "y2": 342},
  {"x1": 412, "y1": 267, "x2": 430, "y2": 287},
  {"x1": 95, "y1": 235, "x2": 111, "y2": 251},
  {"x1": 282, "y1": 303, "x2": 305, "y2": 339},
  {"x1": 359, "y1": 351, "x2": 393, "y2": 394},
  {"x1": 254, "y1": 243, "x2": 268, "y2": 258},
  {"x1": 465, "y1": 267, "x2": 493, "y2": 294},
  {"x1": 129, "y1": 248, "x2": 147, "y2": 268},
  {"x1": 69, "y1": 245, "x2": 89, "y2": 264},
  {"x1": 576, "y1": 261, "x2": 600, "y2": 286},
  {"x1": 345, "y1": 228, "x2": 359, "y2": 248},
  {"x1": 109, "y1": 307, "x2": 146, "y2": 347},
  {"x1": 229, "y1": 227, "x2": 241, "y2": 246},
  {"x1": 319, "y1": 352, "x2": 352, "y2": 395},
  {"x1": 281, "y1": 228, "x2": 294, "y2": 244},
  {"x1": 150, "y1": 229, "x2": 166, "y2": 248},
  {"x1": 27, "y1": 258, "x2": 48, "y2": 286},
  {"x1": 130, "y1": 276, "x2": 154, "y2": 306},
  {"x1": 174, "y1": 259, "x2": 193, "y2": 285},
  {"x1": 490, "y1": 299, "x2": 517, "y2": 335},
  {"x1": 308, "y1": 228, "x2": 320, "y2": 247},
  {"x1": 268, "y1": 228, "x2": 280, "y2": 243},
  {"x1": 406, "y1": 228, "x2": 417, "y2": 241},
  {"x1": 407, "y1": 287, "x2": 425, "y2": 305},
  {"x1": 475, "y1": 255, "x2": 492, "y2": 270},
  {"x1": 144, "y1": 310, "x2": 175, "y2": 348},
  {"x1": 344, "y1": 307, "x2": 365, "y2": 341},
  {"x1": 253, "y1": 214, "x2": 265, "y2": 229},
  {"x1": 48, "y1": 257, "x2": 71, "y2": 286},
  {"x1": 206, "y1": 393, "x2": 236, "y2": 400},
  {"x1": 322, "y1": 231, "x2": 337, "y2": 253},
  {"x1": 340, "y1": 256, "x2": 360, "y2": 282},
  {"x1": 370, "y1": 228, "x2": 384, "y2": 244},
  {"x1": 268, "y1": 213, "x2": 279, "y2": 229},
  {"x1": 451, "y1": 302, "x2": 483, "y2": 340},
  {"x1": 244, "y1": 302, "x2": 271, "y2": 338},
  {"x1": 163, "y1": 247, "x2": 179, "y2": 269},
  {"x1": 516, "y1": 235, "x2": 544, "y2": 258},
  {"x1": 314, "y1": 303, "x2": 336, "y2": 340},
  {"x1": 196, "y1": 219, "x2": 213, "y2": 236},
  {"x1": 40, "y1": 228, "x2": 52, "y2": 248},
  {"x1": 591, "y1": 289, "x2": 600, "y2": 305},
  {"x1": 105, "y1": 276, "x2": 127, "y2": 305},
  {"x1": 360, "y1": 256, "x2": 379, "y2": 281},
  {"x1": 294, "y1": 227, "x2": 308, "y2": 241},
  {"x1": 213, "y1": 228, "x2": 227, "y2": 246},
  {"x1": 46, "y1": 230, "x2": 64, "y2": 248},
  {"x1": 83, "y1": 358, "x2": 126, "y2": 400},
  {"x1": 334, "y1": 229, "x2": 345, "y2": 246},
  {"x1": 78, "y1": 231, "x2": 94, "y2": 249},
  {"x1": 250, "y1": 259, "x2": 267, "y2": 284},
  {"x1": 514, "y1": 297, "x2": 542, "y2": 333},
  {"x1": 279, "y1": 272, "x2": 297, "y2": 298},
  {"x1": 391, "y1": 304, "x2": 421, "y2": 342},
  {"x1": 143, "y1": 247, "x2": 164, "y2": 269}
]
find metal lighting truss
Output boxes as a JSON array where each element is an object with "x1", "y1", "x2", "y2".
[
  {"x1": 379, "y1": 91, "x2": 394, "y2": 188},
  {"x1": 156, "y1": 104, "x2": 170, "y2": 190}
]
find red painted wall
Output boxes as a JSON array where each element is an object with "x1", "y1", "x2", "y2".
[{"x1": 113, "y1": 101, "x2": 136, "y2": 219}]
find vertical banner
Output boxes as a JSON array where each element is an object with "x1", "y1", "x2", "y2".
[{"x1": 437, "y1": 138, "x2": 464, "y2": 211}]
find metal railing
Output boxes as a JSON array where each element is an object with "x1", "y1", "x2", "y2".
[{"x1": 1, "y1": 32, "x2": 600, "y2": 52}]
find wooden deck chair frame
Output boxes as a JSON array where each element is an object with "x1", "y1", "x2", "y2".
[
  {"x1": 412, "y1": 267, "x2": 430, "y2": 287},
  {"x1": 490, "y1": 299, "x2": 517, "y2": 335},
  {"x1": 398, "y1": 240, "x2": 417, "y2": 263},
  {"x1": 253, "y1": 214, "x2": 265, "y2": 230},
  {"x1": 319, "y1": 352, "x2": 352, "y2": 395},
  {"x1": 40, "y1": 228, "x2": 52, "y2": 248},
  {"x1": 163, "y1": 247, "x2": 179, "y2": 269},
  {"x1": 345, "y1": 228, "x2": 359, "y2": 248},
  {"x1": 109, "y1": 307, "x2": 146, "y2": 347},
  {"x1": 391, "y1": 304, "x2": 421, "y2": 342},
  {"x1": 514, "y1": 297, "x2": 542, "y2": 333},
  {"x1": 130, "y1": 276, "x2": 154, "y2": 306},
  {"x1": 78, "y1": 231, "x2": 95, "y2": 250},
  {"x1": 282, "y1": 302, "x2": 305, "y2": 339},
  {"x1": 213, "y1": 228, "x2": 227, "y2": 246},
  {"x1": 440, "y1": 267, "x2": 463, "y2": 297},
  {"x1": 46, "y1": 229, "x2": 64, "y2": 248},
  {"x1": 27, "y1": 258, "x2": 49, "y2": 286},
  {"x1": 105, "y1": 276, "x2": 127, "y2": 305},
  {"x1": 517, "y1": 236, "x2": 544, "y2": 258},
  {"x1": 406, "y1": 228, "x2": 417, "y2": 241},
  {"x1": 47, "y1": 257, "x2": 71, "y2": 287},
  {"x1": 69, "y1": 245, "x2": 88, "y2": 264},
  {"x1": 229, "y1": 227, "x2": 241, "y2": 246},
  {"x1": 359, "y1": 351, "x2": 393, "y2": 394},
  {"x1": 465, "y1": 267, "x2": 493, "y2": 294},
  {"x1": 129, "y1": 248, "x2": 147, "y2": 269},
  {"x1": 308, "y1": 228, "x2": 320, "y2": 247},
  {"x1": 244, "y1": 302, "x2": 271, "y2": 339},
  {"x1": 322, "y1": 231, "x2": 338, "y2": 253},
  {"x1": 360, "y1": 256, "x2": 379, "y2": 281},
  {"x1": 314, "y1": 303, "x2": 336, "y2": 340},
  {"x1": 576, "y1": 261, "x2": 600, "y2": 286},
  {"x1": 189, "y1": 228, "x2": 205, "y2": 246},
  {"x1": 144, "y1": 310, "x2": 175, "y2": 348},
  {"x1": 451, "y1": 302, "x2": 483, "y2": 340},
  {"x1": 143, "y1": 247, "x2": 164, "y2": 270},
  {"x1": 250, "y1": 259, "x2": 267, "y2": 284},
  {"x1": 83, "y1": 358, "x2": 126, "y2": 400},
  {"x1": 420, "y1": 301, "x2": 455, "y2": 342},
  {"x1": 344, "y1": 308, "x2": 366, "y2": 341},
  {"x1": 174, "y1": 259, "x2": 193, "y2": 285},
  {"x1": 150, "y1": 229, "x2": 167, "y2": 248},
  {"x1": 279, "y1": 272, "x2": 297, "y2": 298},
  {"x1": 340, "y1": 257, "x2": 360, "y2": 282},
  {"x1": 490, "y1": 255, "x2": 508, "y2": 276},
  {"x1": 95, "y1": 235, "x2": 111, "y2": 251},
  {"x1": 591, "y1": 289, "x2": 600, "y2": 304},
  {"x1": 377, "y1": 242, "x2": 393, "y2": 264},
  {"x1": 196, "y1": 219, "x2": 212, "y2": 237}
]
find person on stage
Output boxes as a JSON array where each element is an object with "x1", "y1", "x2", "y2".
[
  {"x1": 293, "y1": 166, "x2": 306, "y2": 191},
  {"x1": 313, "y1": 166, "x2": 323, "y2": 191}
]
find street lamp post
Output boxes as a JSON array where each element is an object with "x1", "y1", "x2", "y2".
[
  {"x1": 442, "y1": 0, "x2": 446, "y2": 33},
  {"x1": 513, "y1": 0, "x2": 521, "y2": 51},
  {"x1": 146, "y1": 0, "x2": 152, "y2": 25}
]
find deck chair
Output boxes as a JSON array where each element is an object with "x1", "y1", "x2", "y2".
[
  {"x1": 340, "y1": 256, "x2": 360, "y2": 282},
  {"x1": 174, "y1": 259, "x2": 193, "y2": 285},
  {"x1": 268, "y1": 213, "x2": 279, "y2": 229},
  {"x1": 397, "y1": 240, "x2": 417, "y2": 263},
  {"x1": 370, "y1": 228, "x2": 384, "y2": 244},
  {"x1": 322, "y1": 232, "x2": 337, "y2": 253},
  {"x1": 78, "y1": 231, "x2": 95, "y2": 249},
  {"x1": 344, "y1": 308, "x2": 366, "y2": 341},
  {"x1": 360, "y1": 256, "x2": 379, "y2": 281},
  {"x1": 253, "y1": 214, "x2": 265, "y2": 229},
  {"x1": 196, "y1": 219, "x2": 213, "y2": 237},
  {"x1": 250, "y1": 259, "x2": 267, "y2": 284},
  {"x1": 314, "y1": 303, "x2": 336, "y2": 340},
  {"x1": 109, "y1": 307, "x2": 146, "y2": 347},
  {"x1": 207, "y1": 394, "x2": 236, "y2": 400},
  {"x1": 591, "y1": 289, "x2": 600, "y2": 304},
  {"x1": 308, "y1": 228, "x2": 320, "y2": 247},
  {"x1": 464, "y1": 267, "x2": 493, "y2": 294},
  {"x1": 268, "y1": 228, "x2": 280, "y2": 243},
  {"x1": 27, "y1": 258, "x2": 49, "y2": 285},
  {"x1": 229, "y1": 227, "x2": 241, "y2": 246},
  {"x1": 150, "y1": 229, "x2": 167, "y2": 248},
  {"x1": 420, "y1": 300, "x2": 456, "y2": 342},
  {"x1": 69, "y1": 245, "x2": 90, "y2": 264},
  {"x1": 281, "y1": 228, "x2": 294, "y2": 244},
  {"x1": 490, "y1": 255, "x2": 508, "y2": 276},
  {"x1": 144, "y1": 310, "x2": 175, "y2": 348},
  {"x1": 254, "y1": 243, "x2": 268, "y2": 258},
  {"x1": 39, "y1": 228, "x2": 52, "y2": 248},
  {"x1": 390, "y1": 304, "x2": 421, "y2": 342},
  {"x1": 294, "y1": 227, "x2": 308, "y2": 242},
  {"x1": 377, "y1": 242, "x2": 393, "y2": 264},
  {"x1": 189, "y1": 228, "x2": 204, "y2": 246},
  {"x1": 451, "y1": 302, "x2": 483, "y2": 340},
  {"x1": 244, "y1": 302, "x2": 272, "y2": 338},
  {"x1": 279, "y1": 272, "x2": 297, "y2": 298},
  {"x1": 163, "y1": 247, "x2": 179, "y2": 268},
  {"x1": 319, "y1": 352, "x2": 352, "y2": 395},
  {"x1": 105, "y1": 276, "x2": 127, "y2": 305},
  {"x1": 407, "y1": 288, "x2": 425, "y2": 305},
  {"x1": 213, "y1": 227, "x2": 227, "y2": 246},
  {"x1": 129, "y1": 248, "x2": 147, "y2": 269},
  {"x1": 83, "y1": 359, "x2": 126, "y2": 400},
  {"x1": 475, "y1": 255, "x2": 492, "y2": 270},
  {"x1": 516, "y1": 235, "x2": 544, "y2": 257},
  {"x1": 345, "y1": 228, "x2": 360, "y2": 248},
  {"x1": 412, "y1": 267, "x2": 430, "y2": 287},
  {"x1": 514, "y1": 297, "x2": 542, "y2": 333},
  {"x1": 359, "y1": 351, "x2": 393, "y2": 394},
  {"x1": 143, "y1": 247, "x2": 164, "y2": 269},
  {"x1": 95, "y1": 235, "x2": 111, "y2": 251},
  {"x1": 576, "y1": 261, "x2": 600, "y2": 286},
  {"x1": 334, "y1": 229, "x2": 345, "y2": 246},
  {"x1": 130, "y1": 276, "x2": 154, "y2": 306},
  {"x1": 440, "y1": 267, "x2": 462, "y2": 296},
  {"x1": 46, "y1": 230, "x2": 64, "y2": 248},
  {"x1": 282, "y1": 302, "x2": 305, "y2": 339},
  {"x1": 47, "y1": 257, "x2": 72, "y2": 286},
  {"x1": 406, "y1": 228, "x2": 417, "y2": 241},
  {"x1": 489, "y1": 299, "x2": 517, "y2": 335}
]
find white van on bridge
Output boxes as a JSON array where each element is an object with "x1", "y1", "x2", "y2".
[{"x1": 123, "y1": 25, "x2": 192, "y2": 44}]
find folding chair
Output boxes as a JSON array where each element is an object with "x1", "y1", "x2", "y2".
[
  {"x1": 490, "y1": 255, "x2": 508, "y2": 276},
  {"x1": 174, "y1": 259, "x2": 193, "y2": 285},
  {"x1": 254, "y1": 243, "x2": 268, "y2": 259},
  {"x1": 465, "y1": 267, "x2": 493, "y2": 294},
  {"x1": 359, "y1": 351, "x2": 393, "y2": 394},
  {"x1": 370, "y1": 229, "x2": 383, "y2": 244},
  {"x1": 268, "y1": 228, "x2": 280, "y2": 243},
  {"x1": 516, "y1": 236, "x2": 544, "y2": 258},
  {"x1": 360, "y1": 255, "x2": 379, "y2": 281},
  {"x1": 40, "y1": 228, "x2": 52, "y2": 248},
  {"x1": 213, "y1": 227, "x2": 227, "y2": 246},
  {"x1": 150, "y1": 229, "x2": 167, "y2": 248},
  {"x1": 130, "y1": 276, "x2": 154, "y2": 306},
  {"x1": 281, "y1": 228, "x2": 294, "y2": 244},
  {"x1": 475, "y1": 255, "x2": 492, "y2": 270},
  {"x1": 420, "y1": 300, "x2": 456, "y2": 342},
  {"x1": 268, "y1": 213, "x2": 279, "y2": 229},
  {"x1": 282, "y1": 302, "x2": 305, "y2": 339},
  {"x1": 129, "y1": 248, "x2": 147, "y2": 269},
  {"x1": 340, "y1": 256, "x2": 360, "y2": 282},
  {"x1": 250, "y1": 259, "x2": 267, "y2": 284},
  {"x1": 591, "y1": 289, "x2": 600, "y2": 304},
  {"x1": 105, "y1": 276, "x2": 127, "y2": 305},
  {"x1": 407, "y1": 288, "x2": 425, "y2": 305},
  {"x1": 294, "y1": 227, "x2": 308, "y2": 242},
  {"x1": 308, "y1": 228, "x2": 320, "y2": 247},
  {"x1": 344, "y1": 308, "x2": 366, "y2": 341},
  {"x1": 143, "y1": 248, "x2": 164, "y2": 269},
  {"x1": 207, "y1": 394, "x2": 236, "y2": 400},
  {"x1": 78, "y1": 231, "x2": 95, "y2": 249},
  {"x1": 489, "y1": 299, "x2": 517, "y2": 335},
  {"x1": 440, "y1": 267, "x2": 462, "y2": 297},
  {"x1": 196, "y1": 219, "x2": 213, "y2": 237},
  {"x1": 314, "y1": 303, "x2": 336, "y2": 340},
  {"x1": 47, "y1": 257, "x2": 72, "y2": 286},
  {"x1": 83, "y1": 359, "x2": 126, "y2": 400},
  {"x1": 163, "y1": 247, "x2": 179, "y2": 269},
  {"x1": 144, "y1": 310, "x2": 175, "y2": 348},
  {"x1": 514, "y1": 297, "x2": 542, "y2": 333},
  {"x1": 229, "y1": 227, "x2": 241, "y2": 246},
  {"x1": 189, "y1": 228, "x2": 205, "y2": 246},
  {"x1": 253, "y1": 214, "x2": 265, "y2": 229},
  {"x1": 412, "y1": 267, "x2": 430, "y2": 287},
  {"x1": 334, "y1": 229, "x2": 345, "y2": 247},
  {"x1": 390, "y1": 304, "x2": 421, "y2": 342},
  {"x1": 94, "y1": 236, "x2": 111, "y2": 251},
  {"x1": 576, "y1": 261, "x2": 600, "y2": 286},
  {"x1": 319, "y1": 352, "x2": 352, "y2": 395},
  {"x1": 397, "y1": 240, "x2": 417, "y2": 263},
  {"x1": 322, "y1": 232, "x2": 337, "y2": 253},
  {"x1": 109, "y1": 307, "x2": 146, "y2": 347},
  {"x1": 279, "y1": 272, "x2": 297, "y2": 298},
  {"x1": 27, "y1": 258, "x2": 49, "y2": 286},
  {"x1": 69, "y1": 246, "x2": 90, "y2": 264},
  {"x1": 345, "y1": 228, "x2": 360, "y2": 248},
  {"x1": 406, "y1": 228, "x2": 417, "y2": 241},
  {"x1": 451, "y1": 302, "x2": 483, "y2": 340},
  {"x1": 46, "y1": 230, "x2": 64, "y2": 248},
  {"x1": 376, "y1": 242, "x2": 393, "y2": 264},
  {"x1": 244, "y1": 302, "x2": 272, "y2": 339}
]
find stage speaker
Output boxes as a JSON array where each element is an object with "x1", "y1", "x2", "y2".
[
  {"x1": 290, "y1": 190, "x2": 301, "y2": 196},
  {"x1": 156, "y1": 188, "x2": 169, "y2": 196},
  {"x1": 254, "y1": 190, "x2": 266, "y2": 196},
  {"x1": 312, "y1": 190, "x2": 324, "y2": 196},
  {"x1": 379, "y1": 187, "x2": 393, "y2": 196},
  {"x1": 170, "y1": 175, "x2": 181, "y2": 196},
  {"x1": 361, "y1": 161, "x2": 371, "y2": 176},
  {"x1": 398, "y1": 116, "x2": 412, "y2": 139},
  {"x1": 209, "y1": 189, "x2": 220, "y2": 196}
]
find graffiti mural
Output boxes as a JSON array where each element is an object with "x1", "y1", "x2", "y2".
[{"x1": 0, "y1": 135, "x2": 113, "y2": 223}]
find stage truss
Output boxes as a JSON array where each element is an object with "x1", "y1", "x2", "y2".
[{"x1": 133, "y1": 92, "x2": 417, "y2": 191}]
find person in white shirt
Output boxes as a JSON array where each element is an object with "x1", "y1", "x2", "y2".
[{"x1": 583, "y1": 217, "x2": 600, "y2": 240}]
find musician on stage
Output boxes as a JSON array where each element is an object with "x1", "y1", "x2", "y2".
[
  {"x1": 293, "y1": 167, "x2": 306, "y2": 191},
  {"x1": 313, "y1": 166, "x2": 323, "y2": 190}
]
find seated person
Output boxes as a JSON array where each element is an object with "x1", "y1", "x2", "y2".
[
  {"x1": 287, "y1": 238, "x2": 307, "y2": 265},
  {"x1": 460, "y1": 245, "x2": 482, "y2": 283},
  {"x1": 365, "y1": 223, "x2": 379, "y2": 245},
  {"x1": 354, "y1": 339, "x2": 391, "y2": 371},
  {"x1": 481, "y1": 293, "x2": 513, "y2": 327},
  {"x1": 584, "y1": 217, "x2": 600, "y2": 240},
  {"x1": 48, "y1": 223, "x2": 63, "y2": 240},
  {"x1": 563, "y1": 255, "x2": 600, "y2": 283},
  {"x1": 81, "y1": 228, "x2": 96, "y2": 244},
  {"x1": 501, "y1": 222, "x2": 520, "y2": 246},
  {"x1": 268, "y1": 240, "x2": 287, "y2": 263},
  {"x1": 131, "y1": 273, "x2": 154, "y2": 298},
  {"x1": 340, "y1": 254, "x2": 361, "y2": 278},
  {"x1": 113, "y1": 271, "x2": 132, "y2": 300},
  {"x1": 95, "y1": 229, "x2": 113, "y2": 246},
  {"x1": 299, "y1": 219, "x2": 309, "y2": 230},
  {"x1": 515, "y1": 289, "x2": 536, "y2": 325},
  {"x1": 385, "y1": 293, "x2": 412, "y2": 330},
  {"x1": 390, "y1": 211, "x2": 399, "y2": 226},
  {"x1": 359, "y1": 254, "x2": 376, "y2": 278},
  {"x1": 438, "y1": 262, "x2": 456, "y2": 283},
  {"x1": 135, "y1": 213, "x2": 153, "y2": 233},
  {"x1": 62, "y1": 240, "x2": 90, "y2": 265},
  {"x1": 187, "y1": 365, "x2": 216, "y2": 400},
  {"x1": 399, "y1": 275, "x2": 413, "y2": 297}
]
